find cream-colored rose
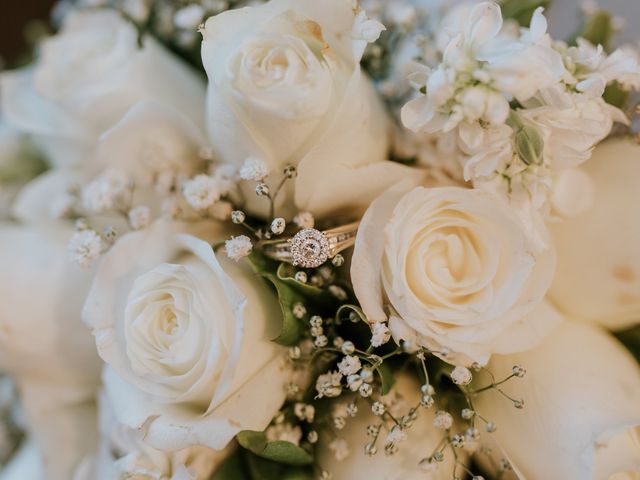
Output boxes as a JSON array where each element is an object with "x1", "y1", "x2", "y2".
[
  {"x1": 0, "y1": 224, "x2": 102, "y2": 479},
  {"x1": 549, "y1": 138, "x2": 640, "y2": 330},
  {"x1": 74, "y1": 391, "x2": 228, "y2": 480},
  {"x1": 0, "y1": 224, "x2": 101, "y2": 389},
  {"x1": 475, "y1": 316, "x2": 640, "y2": 479},
  {"x1": 318, "y1": 375, "x2": 460, "y2": 479},
  {"x1": 82, "y1": 220, "x2": 290, "y2": 451},
  {"x1": 1, "y1": 9, "x2": 206, "y2": 169},
  {"x1": 351, "y1": 182, "x2": 558, "y2": 365},
  {"x1": 13, "y1": 100, "x2": 208, "y2": 224},
  {"x1": 201, "y1": 0, "x2": 414, "y2": 217}
]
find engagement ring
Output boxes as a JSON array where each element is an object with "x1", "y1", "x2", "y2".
[{"x1": 260, "y1": 221, "x2": 360, "y2": 268}]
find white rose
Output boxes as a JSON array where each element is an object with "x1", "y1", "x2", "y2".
[
  {"x1": 82, "y1": 220, "x2": 290, "y2": 451},
  {"x1": 351, "y1": 182, "x2": 558, "y2": 365},
  {"x1": 13, "y1": 100, "x2": 208, "y2": 224},
  {"x1": 1, "y1": 9, "x2": 206, "y2": 169},
  {"x1": 0, "y1": 224, "x2": 101, "y2": 388},
  {"x1": 475, "y1": 316, "x2": 640, "y2": 479},
  {"x1": 201, "y1": 0, "x2": 414, "y2": 217},
  {"x1": 74, "y1": 391, "x2": 228, "y2": 480},
  {"x1": 549, "y1": 138, "x2": 640, "y2": 330},
  {"x1": 0, "y1": 224, "x2": 102, "y2": 478}
]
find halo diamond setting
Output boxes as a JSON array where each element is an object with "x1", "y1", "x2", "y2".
[{"x1": 289, "y1": 228, "x2": 330, "y2": 268}]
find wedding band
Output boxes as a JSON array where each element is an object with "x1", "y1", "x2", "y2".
[{"x1": 260, "y1": 221, "x2": 360, "y2": 268}]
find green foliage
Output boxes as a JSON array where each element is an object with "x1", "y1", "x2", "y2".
[
  {"x1": 247, "y1": 252, "x2": 343, "y2": 345},
  {"x1": 614, "y1": 325, "x2": 640, "y2": 364},
  {"x1": 246, "y1": 253, "x2": 309, "y2": 345},
  {"x1": 514, "y1": 124, "x2": 545, "y2": 166},
  {"x1": 211, "y1": 448, "x2": 314, "y2": 480},
  {"x1": 245, "y1": 454, "x2": 313, "y2": 480},
  {"x1": 568, "y1": 10, "x2": 614, "y2": 52},
  {"x1": 374, "y1": 360, "x2": 395, "y2": 395},
  {"x1": 237, "y1": 431, "x2": 314, "y2": 466},
  {"x1": 500, "y1": 0, "x2": 551, "y2": 27},
  {"x1": 508, "y1": 111, "x2": 544, "y2": 166},
  {"x1": 603, "y1": 82, "x2": 630, "y2": 109},
  {"x1": 210, "y1": 451, "x2": 248, "y2": 480}
]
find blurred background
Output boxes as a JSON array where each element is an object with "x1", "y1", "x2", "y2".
[{"x1": 0, "y1": 0, "x2": 639, "y2": 67}]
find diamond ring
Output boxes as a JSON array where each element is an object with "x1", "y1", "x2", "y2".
[{"x1": 259, "y1": 221, "x2": 360, "y2": 268}]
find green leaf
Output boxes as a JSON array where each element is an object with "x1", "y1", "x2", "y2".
[
  {"x1": 614, "y1": 325, "x2": 640, "y2": 364},
  {"x1": 276, "y1": 263, "x2": 326, "y2": 298},
  {"x1": 335, "y1": 304, "x2": 367, "y2": 324},
  {"x1": 514, "y1": 124, "x2": 544, "y2": 166},
  {"x1": 246, "y1": 253, "x2": 307, "y2": 345},
  {"x1": 508, "y1": 111, "x2": 544, "y2": 166},
  {"x1": 245, "y1": 453, "x2": 313, "y2": 480},
  {"x1": 237, "y1": 431, "x2": 314, "y2": 467},
  {"x1": 374, "y1": 360, "x2": 395, "y2": 395},
  {"x1": 603, "y1": 82, "x2": 630, "y2": 109},
  {"x1": 210, "y1": 451, "x2": 247, "y2": 480},
  {"x1": 500, "y1": 0, "x2": 550, "y2": 27},
  {"x1": 568, "y1": 10, "x2": 614, "y2": 52}
]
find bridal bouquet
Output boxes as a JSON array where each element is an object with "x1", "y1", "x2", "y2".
[{"x1": 1, "y1": 0, "x2": 640, "y2": 478}]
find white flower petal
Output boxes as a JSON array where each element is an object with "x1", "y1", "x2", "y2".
[
  {"x1": 476, "y1": 319, "x2": 640, "y2": 479},
  {"x1": 550, "y1": 138, "x2": 640, "y2": 329}
]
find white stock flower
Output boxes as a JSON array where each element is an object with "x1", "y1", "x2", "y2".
[
  {"x1": 318, "y1": 375, "x2": 460, "y2": 479},
  {"x1": 351, "y1": 182, "x2": 558, "y2": 365},
  {"x1": 402, "y1": 3, "x2": 564, "y2": 134},
  {"x1": 475, "y1": 318, "x2": 640, "y2": 479},
  {"x1": 1, "y1": 9, "x2": 206, "y2": 169},
  {"x1": 559, "y1": 39, "x2": 640, "y2": 97},
  {"x1": 521, "y1": 91, "x2": 622, "y2": 170},
  {"x1": 82, "y1": 220, "x2": 290, "y2": 451},
  {"x1": 550, "y1": 138, "x2": 640, "y2": 330},
  {"x1": 201, "y1": 0, "x2": 414, "y2": 217}
]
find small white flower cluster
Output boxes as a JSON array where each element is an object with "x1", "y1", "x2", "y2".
[
  {"x1": 82, "y1": 169, "x2": 131, "y2": 214},
  {"x1": 180, "y1": 164, "x2": 237, "y2": 219},
  {"x1": 402, "y1": 2, "x2": 640, "y2": 215},
  {"x1": 68, "y1": 228, "x2": 104, "y2": 267},
  {"x1": 239, "y1": 156, "x2": 270, "y2": 182},
  {"x1": 224, "y1": 235, "x2": 252, "y2": 261}
]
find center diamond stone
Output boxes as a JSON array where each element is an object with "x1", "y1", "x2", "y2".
[{"x1": 289, "y1": 228, "x2": 330, "y2": 268}]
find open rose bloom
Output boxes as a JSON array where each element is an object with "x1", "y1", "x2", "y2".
[{"x1": 0, "y1": 0, "x2": 639, "y2": 479}]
